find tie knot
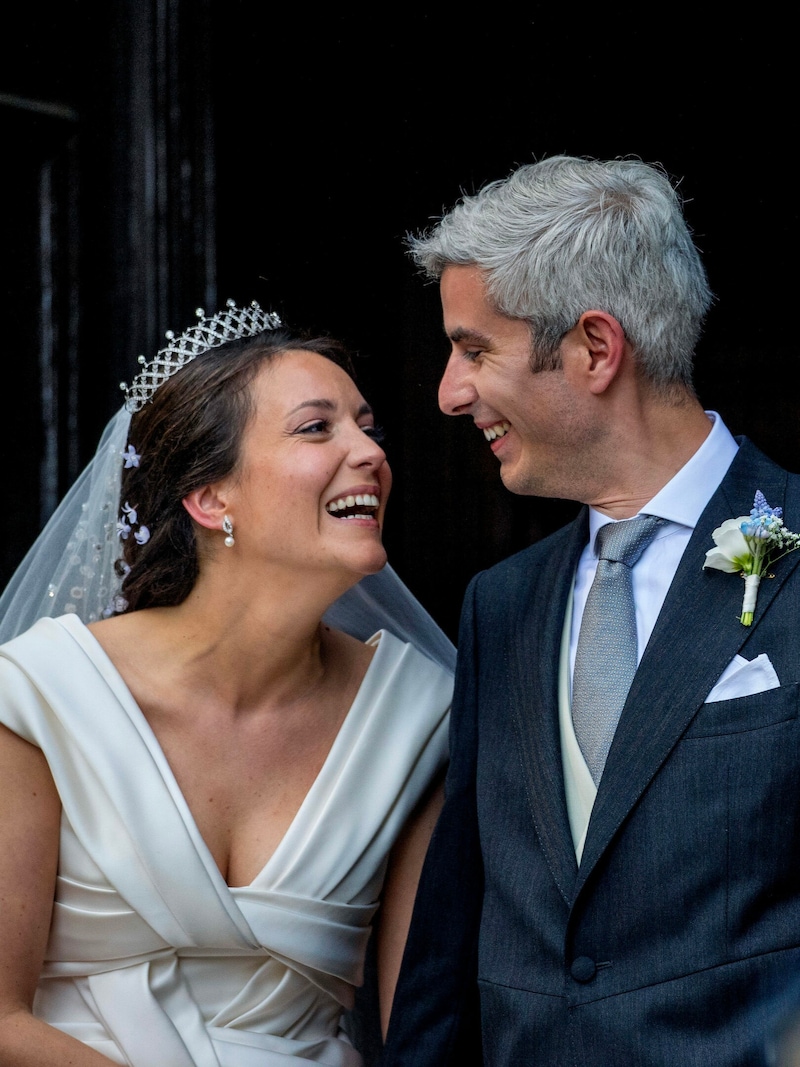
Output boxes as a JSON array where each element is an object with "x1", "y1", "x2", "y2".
[{"x1": 595, "y1": 514, "x2": 663, "y2": 567}]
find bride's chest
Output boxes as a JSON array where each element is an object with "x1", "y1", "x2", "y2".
[{"x1": 144, "y1": 706, "x2": 344, "y2": 887}]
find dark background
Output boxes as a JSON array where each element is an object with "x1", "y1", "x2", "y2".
[{"x1": 1, "y1": 3, "x2": 796, "y2": 642}]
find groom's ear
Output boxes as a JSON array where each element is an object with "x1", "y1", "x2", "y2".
[{"x1": 569, "y1": 310, "x2": 627, "y2": 396}]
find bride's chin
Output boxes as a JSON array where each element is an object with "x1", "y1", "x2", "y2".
[
  {"x1": 324, "y1": 545, "x2": 388, "y2": 584},
  {"x1": 356, "y1": 545, "x2": 388, "y2": 577}
]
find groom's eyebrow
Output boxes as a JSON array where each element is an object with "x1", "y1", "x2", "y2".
[{"x1": 448, "y1": 326, "x2": 492, "y2": 347}]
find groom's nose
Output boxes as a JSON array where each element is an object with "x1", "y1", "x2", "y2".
[{"x1": 438, "y1": 353, "x2": 476, "y2": 416}]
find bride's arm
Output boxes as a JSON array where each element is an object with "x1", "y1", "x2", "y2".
[
  {"x1": 375, "y1": 774, "x2": 445, "y2": 1039},
  {"x1": 0, "y1": 723, "x2": 117, "y2": 1066}
]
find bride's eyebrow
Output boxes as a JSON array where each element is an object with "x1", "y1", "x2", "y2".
[
  {"x1": 286, "y1": 400, "x2": 374, "y2": 417},
  {"x1": 287, "y1": 399, "x2": 336, "y2": 416}
]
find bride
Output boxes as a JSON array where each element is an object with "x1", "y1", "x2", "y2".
[{"x1": 0, "y1": 302, "x2": 454, "y2": 1066}]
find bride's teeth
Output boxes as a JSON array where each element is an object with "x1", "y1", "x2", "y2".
[{"x1": 326, "y1": 492, "x2": 380, "y2": 516}]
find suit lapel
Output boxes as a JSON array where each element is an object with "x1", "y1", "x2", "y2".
[
  {"x1": 508, "y1": 512, "x2": 588, "y2": 903},
  {"x1": 577, "y1": 440, "x2": 800, "y2": 887}
]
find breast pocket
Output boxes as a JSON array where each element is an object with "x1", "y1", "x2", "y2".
[{"x1": 685, "y1": 681, "x2": 799, "y2": 737}]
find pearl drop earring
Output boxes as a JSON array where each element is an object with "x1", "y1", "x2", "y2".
[{"x1": 222, "y1": 515, "x2": 235, "y2": 547}]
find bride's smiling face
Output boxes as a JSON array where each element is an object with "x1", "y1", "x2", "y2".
[{"x1": 227, "y1": 349, "x2": 391, "y2": 578}]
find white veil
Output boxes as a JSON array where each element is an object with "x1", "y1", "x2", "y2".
[
  {"x1": 0, "y1": 408, "x2": 132, "y2": 641},
  {"x1": 0, "y1": 405, "x2": 456, "y2": 673}
]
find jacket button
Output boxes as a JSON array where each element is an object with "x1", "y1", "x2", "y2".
[{"x1": 570, "y1": 956, "x2": 597, "y2": 983}]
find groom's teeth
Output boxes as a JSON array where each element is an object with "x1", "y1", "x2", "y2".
[{"x1": 483, "y1": 421, "x2": 511, "y2": 441}]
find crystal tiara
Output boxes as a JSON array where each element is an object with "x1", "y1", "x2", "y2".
[{"x1": 122, "y1": 299, "x2": 283, "y2": 412}]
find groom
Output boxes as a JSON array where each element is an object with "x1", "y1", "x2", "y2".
[{"x1": 381, "y1": 156, "x2": 800, "y2": 1065}]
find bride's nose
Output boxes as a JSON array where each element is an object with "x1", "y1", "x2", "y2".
[{"x1": 348, "y1": 425, "x2": 387, "y2": 470}]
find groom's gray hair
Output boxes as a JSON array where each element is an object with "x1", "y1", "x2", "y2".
[{"x1": 407, "y1": 155, "x2": 713, "y2": 394}]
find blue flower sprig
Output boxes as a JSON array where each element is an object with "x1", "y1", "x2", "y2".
[
  {"x1": 116, "y1": 443, "x2": 150, "y2": 546},
  {"x1": 704, "y1": 491, "x2": 800, "y2": 624}
]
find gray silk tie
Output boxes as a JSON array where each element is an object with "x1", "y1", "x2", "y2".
[{"x1": 571, "y1": 514, "x2": 663, "y2": 785}]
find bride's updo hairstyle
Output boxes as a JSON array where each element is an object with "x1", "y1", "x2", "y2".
[{"x1": 116, "y1": 329, "x2": 354, "y2": 613}]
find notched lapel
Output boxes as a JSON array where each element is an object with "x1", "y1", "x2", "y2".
[
  {"x1": 577, "y1": 441, "x2": 799, "y2": 886},
  {"x1": 508, "y1": 513, "x2": 587, "y2": 903}
]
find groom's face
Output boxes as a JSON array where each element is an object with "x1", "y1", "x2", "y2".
[{"x1": 438, "y1": 264, "x2": 598, "y2": 500}]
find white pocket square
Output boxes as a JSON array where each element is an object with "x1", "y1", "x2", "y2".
[{"x1": 705, "y1": 653, "x2": 781, "y2": 703}]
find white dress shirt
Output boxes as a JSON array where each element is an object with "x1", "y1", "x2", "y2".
[{"x1": 559, "y1": 412, "x2": 740, "y2": 860}]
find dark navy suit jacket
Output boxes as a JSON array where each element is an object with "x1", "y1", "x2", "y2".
[{"x1": 382, "y1": 439, "x2": 800, "y2": 1067}]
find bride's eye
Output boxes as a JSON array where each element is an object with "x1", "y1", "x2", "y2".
[
  {"x1": 296, "y1": 419, "x2": 331, "y2": 436},
  {"x1": 361, "y1": 425, "x2": 385, "y2": 444}
]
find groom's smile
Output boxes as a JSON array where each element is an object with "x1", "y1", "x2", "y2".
[{"x1": 437, "y1": 264, "x2": 600, "y2": 501}]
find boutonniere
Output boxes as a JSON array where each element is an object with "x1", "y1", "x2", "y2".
[{"x1": 704, "y1": 490, "x2": 800, "y2": 625}]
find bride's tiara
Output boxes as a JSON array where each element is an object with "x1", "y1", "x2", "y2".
[{"x1": 121, "y1": 299, "x2": 283, "y2": 412}]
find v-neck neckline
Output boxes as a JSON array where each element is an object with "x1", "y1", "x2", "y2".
[{"x1": 58, "y1": 614, "x2": 388, "y2": 890}]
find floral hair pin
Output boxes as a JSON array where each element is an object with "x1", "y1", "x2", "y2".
[
  {"x1": 116, "y1": 444, "x2": 150, "y2": 546},
  {"x1": 121, "y1": 444, "x2": 141, "y2": 468},
  {"x1": 704, "y1": 490, "x2": 800, "y2": 625},
  {"x1": 117, "y1": 501, "x2": 151, "y2": 545}
]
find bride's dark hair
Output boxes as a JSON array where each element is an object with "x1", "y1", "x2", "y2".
[{"x1": 116, "y1": 330, "x2": 354, "y2": 613}]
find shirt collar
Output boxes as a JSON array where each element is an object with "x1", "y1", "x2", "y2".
[{"x1": 587, "y1": 411, "x2": 739, "y2": 548}]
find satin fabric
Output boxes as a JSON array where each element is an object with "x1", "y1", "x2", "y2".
[{"x1": 0, "y1": 615, "x2": 452, "y2": 1066}]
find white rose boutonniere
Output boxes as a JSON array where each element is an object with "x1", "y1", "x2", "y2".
[{"x1": 704, "y1": 491, "x2": 800, "y2": 625}]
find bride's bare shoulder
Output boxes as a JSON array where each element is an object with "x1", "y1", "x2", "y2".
[{"x1": 86, "y1": 608, "x2": 164, "y2": 663}]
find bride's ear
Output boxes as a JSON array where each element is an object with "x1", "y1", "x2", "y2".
[{"x1": 182, "y1": 485, "x2": 229, "y2": 532}]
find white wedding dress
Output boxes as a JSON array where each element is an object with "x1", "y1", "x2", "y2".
[{"x1": 0, "y1": 615, "x2": 452, "y2": 1066}]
